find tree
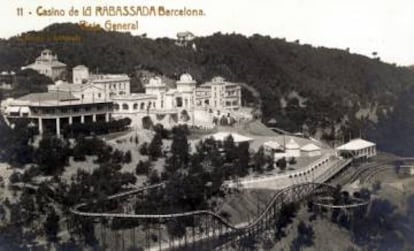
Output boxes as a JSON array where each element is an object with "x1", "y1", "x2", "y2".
[
  {"x1": 223, "y1": 135, "x2": 237, "y2": 163},
  {"x1": 44, "y1": 207, "x2": 60, "y2": 243},
  {"x1": 136, "y1": 160, "x2": 151, "y2": 175},
  {"x1": 166, "y1": 125, "x2": 190, "y2": 172},
  {"x1": 291, "y1": 221, "x2": 315, "y2": 250},
  {"x1": 139, "y1": 142, "x2": 148, "y2": 155},
  {"x1": 253, "y1": 146, "x2": 266, "y2": 173},
  {"x1": 276, "y1": 157, "x2": 287, "y2": 171},
  {"x1": 35, "y1": 135, "x2": 70, "y2": 175},
  {"x1": 148, "y1": 169, "x2": 160, "y2": 184},
  {"x1": 148, "y1": 132, "x2": 163, "y2": 160},
  {"x1": 236, "y1": 142, "x2": 250, "y2": 177},
  {"x1": 123, "y1": 150, "x2": 132, "y2": 163}
]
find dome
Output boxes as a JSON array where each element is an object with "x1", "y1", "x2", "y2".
[
  {"x1": 73, "y1": 65, "x2": 88, "y2": 70},
  {"x1": 177, "y1": 73, "x2": 196, "y2": 85},
  {"x1": 285, "y1": 138, "x2": 300, "y2": 149},
  {"x1": 179, "y1": 73, "x2": 193, "y2": 82}
]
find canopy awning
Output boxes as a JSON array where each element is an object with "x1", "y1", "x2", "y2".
[
  {"x1": 6, "y1": 106, "x2": 20, "y2": 113},
  {"x1": 20, "y1": 106, "x2": 30, "y2": 114},
  {"x1": 337, "y1": 138, "x2": 375, "y2": 151}
]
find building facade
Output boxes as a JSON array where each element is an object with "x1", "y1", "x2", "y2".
[
  {"x1": 3, "y1": 92, "x2": 112, "y2": 136},
  {"x1": 21, "y1": 49, "x2": 67, "y2": 80},
  {"x1": 2, "y1": 50, "x2": 246, "y2": 134}
]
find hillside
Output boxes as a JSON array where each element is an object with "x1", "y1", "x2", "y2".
[{"x1": 1, "y1": 23, "x2": 414, "y2": 156}]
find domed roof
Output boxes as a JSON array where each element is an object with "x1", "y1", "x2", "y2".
[
  {"x1": 73, "y1": 65, "x2": 88, "y2": 70},
  {"x1": 180, "y1": 73, "x2": 193, "y2": 82},
  {"x1": 177, "y1": 73, "x2": 196, "y2": 85},
  {"x1": 285, "y1": 138, "x2": 300, "y2": 149}
]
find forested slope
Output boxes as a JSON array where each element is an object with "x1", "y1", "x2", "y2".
[{"x1": 1, "y1": 23, "x2": 414, "y2": 155}]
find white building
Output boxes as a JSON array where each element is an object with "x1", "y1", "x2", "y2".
[
  {"x1": 336, "y1": 138, "x2": 376, "y2": 159},
  {"x1": 176, "y1": 31, "x2": 195, "y2": 46},
  {"x1": 3, "y1": 50, "x2": 246, "y2": 134},
  {"x1": 111, "y1": 74, "x2": 243, "y2": 128},
  {"x1": 207, "y1": 132, "x2": 253, "y2": 145},
  {"x1": 3, "y1": 91, "x2": 111, "y2": 136},
  {"x1": 21, "y1": 49, "x2": 66, "y2": 80},
  {"x1": 300, "y1": 143, "x2": 322, "y2": 157}
]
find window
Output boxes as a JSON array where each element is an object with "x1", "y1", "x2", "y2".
[
  {"x1": 114, "y1": 104, "x2": 120, "y2": 111},
  {"x1": 98, "y1": 93, "x2": 102, "y2": 98},
  {"x1": 140, "y1": 103, "x2": 145, "y2": 110},
  {"x1": 133, "y1": 103, "x2": 138, "y2": 110},
  {"x1": 122, "y1": 103, "x2": 129, "y2": 110}
]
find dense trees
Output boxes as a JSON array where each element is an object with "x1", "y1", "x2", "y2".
[
  {"x1": 43, "y1": 207, "x2": 60, "y2": 242},
  {"x1": 2, "y1": 23, "x2": 414, "y2": 154},
  {"x1": 291, "y1": 221, "x2": 315, "y2": 250},
  {"x1": 0, "y1": 118, "x2": 36, "y2": 167},
  {"x1": 34, "y1": 135, "x2": 70, "y2": 175},
  {"x1": 8, "y1": 69, "x2": 53, "y2": 98},
  {"x1": 148, "y1": 131, "x2": 163, "y2": 161}
]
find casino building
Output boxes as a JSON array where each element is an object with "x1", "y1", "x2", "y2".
[{"x1": 2, "y1": 50, "x2": 245, "y2": 135}]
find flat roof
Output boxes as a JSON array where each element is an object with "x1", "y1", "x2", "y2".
[
  {"x1": 301, "y1": 143, "x2": 321, "y2": 152},
  {"x1": 336, "y1": 138, "x2": 375, "y2": 151},
  {"x1": 12, "y1": 91, "x2": 111, "y2": 107},
  {"x1": 18, "y1": 91, "x2": 78, "y2": 102},
  {"x1": 207, "y1": 132, "x2": 253, "y2": 143},
  {"x1": 111, "y1": 94, "x2": 156, "y2": 100}
]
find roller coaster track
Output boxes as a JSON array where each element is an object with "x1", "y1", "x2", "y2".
[
  {"x1": 70, "y1": 183, "x2": 360, "y2": 250},
  {"x1": 333, "y1": 157, "x2": 414, "y2": 186},
  {"x1": 69, "y1": 157, "x2": 414, "y2": 250},
  {"x1": 71, "y1": 182, "x2": 333, "y2": 230}
]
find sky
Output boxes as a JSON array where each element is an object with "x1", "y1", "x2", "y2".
[{"x1": 0, "y1": 0, "x2": 413, "y2": 66}]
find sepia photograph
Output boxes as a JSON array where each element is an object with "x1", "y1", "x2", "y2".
[{"x1": 0, "y1": 0, "x2": 414, "y2": 250}]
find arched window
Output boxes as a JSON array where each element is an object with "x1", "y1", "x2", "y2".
[
  {"x1": 122, "y1": 103, "x2": 129, "y2": 110},
  {"x1": 114, "y1": 104, "x2": 120, "y2": 111},
  {"x1": 140, "y1": 103, "x2": 145, "y2": 110},
  {"x1": 133, "y1": 103, "x2": 138, "y2": 110}
]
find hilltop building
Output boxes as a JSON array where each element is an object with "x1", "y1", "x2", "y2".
[
  {"x1": 21, "y1": 49, "x2": 66, "y2": 80},
  {"x1": 2, "y1": 50, "x2": 247, "y2": 135},
  {"x1": 175, "y1": 31, "x2": 195, "y2": 46}
]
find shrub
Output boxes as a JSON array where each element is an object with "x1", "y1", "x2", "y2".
[
  {"x1": 139, "y1": 142, "x2": 148, "y2": 155},
  {"x1": 123, "y1": 150, "x2": 132, "y2": 163},
  {"x1": 136, "y1": 160, "x2": 151, "y2": 175},
  {"x1": 9, "y1": 172, "x2": 22, "y2": 184}
]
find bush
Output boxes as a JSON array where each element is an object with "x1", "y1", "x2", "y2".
[
  {"x1": 9, "y1": 172, "x2": 22, "y2": 184},
  {"x1": 123, "y1": 151, "x2": 132, "y2": 163},
  {"x1": 142, "y1": 116, "x2": 153, "y2": 130},
  {"x1": 112, "y1": 149, "x2": 124, "y2": 164},
  {"x1": 136, "y1": 160, "x2": 151, "y2": 175},
  {"x1": 139, "y1": 142, "x2": 148, "y2": 155},
  {"x1": 276, "y1": 157, "x2": 287, "y2": 170},
  {"x1": 148, "y1": 169, "x2": 160, "y2": 184}
]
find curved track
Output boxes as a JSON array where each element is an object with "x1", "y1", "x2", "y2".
[
  {"x1": 333, "y1": 157, "x2": 413, "y2": 186},
  {"x1": 71, "y1": 182, "x2": 335, "y2": 231},
  {"x1": 69, "y1": 157, "x2": 414, "y2": 250}
]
